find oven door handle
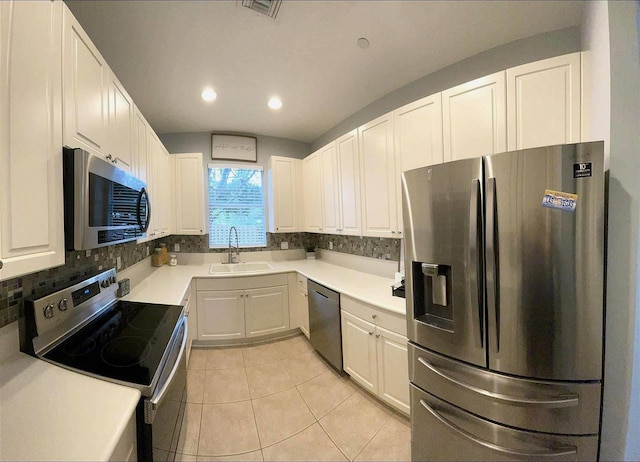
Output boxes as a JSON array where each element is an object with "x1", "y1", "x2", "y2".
[{"x1": 147, "y1": 318, "x2": 187, "y2": 413}]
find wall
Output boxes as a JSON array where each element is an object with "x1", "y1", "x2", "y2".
[
  {"x1": 598, "y1": 1, "x2": 640, "y2": 460},
  {"x1": 311, "y1": 27, "x2": 581, "y2": 151}
]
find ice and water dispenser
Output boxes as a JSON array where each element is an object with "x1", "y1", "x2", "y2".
[{"x1": 412, "y1": 262, "x2": 453, "y2": 332}]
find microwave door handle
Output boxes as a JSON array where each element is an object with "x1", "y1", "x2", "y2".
[
  {"x1": 469, "y1": 179, "x2": 483, "y2": 349},
  {"x1": 137, "y1": 187, "x2": 151, "y2": 232}
]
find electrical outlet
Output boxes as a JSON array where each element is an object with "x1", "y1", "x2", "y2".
[
  {"x1": 85, "y1": 249, "x2": 91, "y2": 257},
  {"x1": 329, "y1": 241, "x2": 333, "y2": 250},
  {"x1": 146, "y1": 246, "x2": 150, "y2": 257},
  {"x1": 174, "y1": 243, "x2": 180, "y2": 252},
  {"x1": 280, "y1": 241, "x2": 289, "y2": 250},
  {"x1": 116, "y1": 256, "x2": 122, "y2": 270}
]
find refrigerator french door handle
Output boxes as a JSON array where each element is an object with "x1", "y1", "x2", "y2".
[
  {"x1": 419, "y1": 399, "x2": 578, "y2": 458},
  {"x1": 417, "y1": 356, "x2": 580, "y2": 407},
  {"x1": 469, "y1": 179, "x2": 483, "y2": 349},
  {"x1": 486, "y1": 177, "x2": 500, "y2": 352}
]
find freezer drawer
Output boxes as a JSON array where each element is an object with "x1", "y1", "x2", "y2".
[
  {"x1": 411, "y1": 385, "x2": 599, "y2": 462},
  {"x1": 410, "y1": 343, "x2": 601, "y2": 435}
]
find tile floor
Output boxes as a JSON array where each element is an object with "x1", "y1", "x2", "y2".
[{"x1": 159, "y1": 334, "x2": 411, "y2": 461}]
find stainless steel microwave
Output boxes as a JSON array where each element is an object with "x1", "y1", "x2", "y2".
[{"x1": 63, "y1": 147, "x2": 151, "y2": 250}]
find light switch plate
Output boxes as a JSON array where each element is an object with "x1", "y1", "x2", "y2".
[{"x1": 280, "y1": 241, "x2": 289, "y2": 250}]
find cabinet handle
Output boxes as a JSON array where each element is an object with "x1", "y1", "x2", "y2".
[
  {"x1": 391, "y1": 230, "x2": 396, "y2": 234},
  {"x1": 376, "y1": 334, "x2": 380, "y2": 338},
  {"x1": 372, "y1": 314, "x2": 377, "y2": 319},
  {"x1": 0, "y1": 260, "x2": 3, "y2": 269},
  {"x1": 369, "y1": 331, "x2": 374, "y2": 335},
  {"x1": 106, "y1": 154, "x2": 113, "y2": 161}
]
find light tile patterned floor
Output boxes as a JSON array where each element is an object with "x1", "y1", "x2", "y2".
[{"x1": 158, "y1": 334, "x2": 411, "y2": 462}]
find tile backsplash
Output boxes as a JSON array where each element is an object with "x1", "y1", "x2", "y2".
[{"x1": 0, "y1": 232, "x2": 401, "y2": 329}]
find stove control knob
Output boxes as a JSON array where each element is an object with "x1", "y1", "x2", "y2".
[
  {"x1": 58, "y1": 298, "x2": 68, "y2": 312},
  {"x1": 101, "y1": 279, "x2": 110, "y2": 288},
  {"x1": 110, "y1": 276, "x2": 117, "y2": 284},
  {"x1": 43, "y1": 304, "x2": 54, "y2": 319}
]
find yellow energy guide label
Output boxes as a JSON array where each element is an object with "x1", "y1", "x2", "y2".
[{"x1": 542, "y1": 189, "x2": 578, "y2": 212}]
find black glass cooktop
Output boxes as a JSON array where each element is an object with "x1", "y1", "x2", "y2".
[{"x1": 43, "y1": 300, "x2": 183, "y2": 387}]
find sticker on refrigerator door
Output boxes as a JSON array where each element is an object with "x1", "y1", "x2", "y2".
[
  {"x1": 542, "y1": 190, "x2": 577, "y2": 212},
  {"x1": 573, "y1": 162, "x2": 593, "y2": 178}
]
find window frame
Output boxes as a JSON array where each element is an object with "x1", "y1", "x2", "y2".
[{"x1": 207, "y1": 163, "x2": 267, "y2": 249}]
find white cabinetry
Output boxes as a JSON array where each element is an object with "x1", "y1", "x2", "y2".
[
  {"x1": 340, "y1": 296, "x2": 409, "y2": 415},
  {"x1": 62, "y1": 4, "x2": 109, "y2": 157},
  {"x1": 106, "y1": 70, "x2": 134, "y2": 171},
  {"x1": 133, "y1": 106, "x2": 149, "y2": 183},
  {"x1": 336, "y1": 130, "x2": 362, "y2": 235},
  {"x1": 0, "y1": 0, "x2": 66, "y2": 281},
  {"x1": 320, "y1": 143, "x2": 340, "y2": 234},
  {"x1": 358, "y1": 113, "x2": 399, "y2": 237},
  {"x1": 442, "y1": 71, "x2": 506, "y2": 161},
  {"x1": 184, "y1": 280, "x2": 196, "y2": 366},
  {"x1": 145, "y1": 132, "x2": 173, "y2": 238},
  {"x1": 174, "y1": 153, "x2": 205, "y2": 235},
  {"x1": 288, "y1": 273, "x2": 309, "y2": 339},
  {"x1": 302, "y1": 151, "x2": 323, "y2": 232},
  {"x1": 267, "y1": 156, "x2": 302, "y2": 233},
  {"x1": 507, "y1": 52, "x2": 581, "y2": 151},
  {"x1": 393, "y1": 93, "x2": 444, "y2": 235},
  {"x1": 196, "y1": 275, "x2": 289, "y2": 343}
]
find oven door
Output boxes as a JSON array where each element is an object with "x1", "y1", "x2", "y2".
[{"x1": 139, "y1": 317, "x2": 187, "y2": 462}]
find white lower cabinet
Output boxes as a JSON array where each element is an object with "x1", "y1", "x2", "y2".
[
  {"x1": 341, "y1": 296, "x2": 410, "y2": 415},
  {"x1": 195, "y1": 275, "x2": 289, "y2": 342},
  {"x1": 288, "y1": 273, "x2": 309, "y2": 339},
  {"x1": 109, "y1": 411, "x2": 137, "y2": 462}
]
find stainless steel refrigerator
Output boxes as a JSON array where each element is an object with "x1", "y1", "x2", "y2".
[{"x1": 402, "y1": 142, "x2": 605, "y2": 461}]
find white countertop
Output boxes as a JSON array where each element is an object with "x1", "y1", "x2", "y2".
[
  {"x1": 122, "y1": 258, "x2": 407, "y2": 316},
  {"x1": 0, "y1": 353, "x2": 140, "y2": 461}
]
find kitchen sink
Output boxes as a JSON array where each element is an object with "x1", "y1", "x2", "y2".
[{"x1": 209, "y1": 262, "x2": 272, "y2": 274}]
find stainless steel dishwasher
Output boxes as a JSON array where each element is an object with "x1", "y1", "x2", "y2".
[{"x1": 308, "y1": 280, "x2": 342, "y2": 371}]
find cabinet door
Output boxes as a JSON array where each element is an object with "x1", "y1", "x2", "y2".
[
  {"x1": 145, "y1": 131, "x2": 161, "y2": 238},
  {"x1": 107, "y1": 71, "x2": 134, "y2": 171},
  {"x1": 394, "y1": 93, "x2": 444, "y2": 236},
  {"x1": 507, "y1": 53, "x2": 581, "y2": 151},
  {"x1": 174, "y1": 153, "x2": 205, "y2": 235},
  {"x1": 0, "y1": 0, "x2": 65, "y2": 281},
  {"x1": 133, "y1": 106, "x2": 149, "y2": 183},
  {"x1": 63, "y1": 5, "x2": 108, "y2": 157},
  {"x1": 197, "y1": 290, "x2": 245, "y2": 340},
  {"x1": 341, "y1": 310, "x2": 378, "y2": 394},
  {"x1": 268, "y1": 156, "x2": 300, "y2": 233},
  {"x1": 320, "y1": 143, "x2": 341, "y2": 233},
  {"x1": 376, "y1": 326, "x2": 410, "y2": 415},
  {"x1": 245, "y1": 285, "x2": 289, "y2": 338},
  {"x1": 336, "y1": 130, "x2": 362, "y2": 235},
  {"x1": 302, "y1": 151, "x2": 323, "y2": 232},
  {"x1": 358, "y1": 113, "x2": 398, "y2": 238},
  {"x1": 443, "y1": 71, "x2": 506, "y2": 162},
  {"x1": 163, "y1": 145, "x2": 175, "y2": 235}
]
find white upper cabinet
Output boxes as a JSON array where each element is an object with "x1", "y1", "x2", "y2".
[
  {"x1": 359, "y1": 113, "x2": 398, "y2": 238},
  {"x1": 267, "y1": 156, "x2": 301, "y2": 233},
  {"x1": 320, "y1": 143, "x2": 340, "y2": 234},
  {"x1": 174, "y1": 153, "x2": 205, "y2": 235},
  {"x1": 442, "y1": 71, "x2": 506, "y2": 161},
  {"x1": 506, "y1": 52, "x2": 581, "y2": 151},
  {"x1": 336, "y1": 129, "x2": 362, "y2": 236},
  {"x1": 393, "y1": 93, "x2": 444, "y2": 235},
  {"x1": 62, "y1": 5, "x2": 109, "y2": 157},
  {"x1": 302, "y1": 151, "x2": 323, "y2": 232},
  {"x1": 0, "y1": 0, "x2": 65, "y2": 280},
  {"x1": 133, "y1": 105, "x2": 149, "y2": 183},
  {"x1": 106, "y1": 70, "x2": 134, "y2": 171}
]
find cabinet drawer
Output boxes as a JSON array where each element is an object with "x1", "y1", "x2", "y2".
[
  {"x1": 341, "y1": 295, "x2": 406, "y2": 336},
  {"x1": 196, "y1": 274, "x2": 288, "y2": 291}
]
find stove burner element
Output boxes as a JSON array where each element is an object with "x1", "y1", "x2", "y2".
[
  {"x1": 127, "y1": 307, "x2": 168, "y2": 330},
  {"x1": 101, "y1": 336, "x2": 151, "y2": 368},
  {"x1": 62, "y1": 337, "x2": 97, "y2": 356}
]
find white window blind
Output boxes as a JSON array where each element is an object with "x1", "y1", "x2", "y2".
[{"x1": 208, "y1": 165, "x2": 266, "y2": 248}]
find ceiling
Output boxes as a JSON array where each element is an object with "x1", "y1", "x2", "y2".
[{"x1": 65, "y1": 0, "x2": 585, "y2": 144}]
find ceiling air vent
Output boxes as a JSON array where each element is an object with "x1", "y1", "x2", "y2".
[{"x1": 241, "y1": 0, "x2": 281, "y2": 19}]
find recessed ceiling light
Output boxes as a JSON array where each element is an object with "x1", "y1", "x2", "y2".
[
  {"x1": 357, "y1": 37, "x2": 370, "y2": 49},
  {"x1": 201, "y1": 88, "x2": 217, "y2": 102},
  {"x1": 268, "y1": 97, "x2": 282, "y2": 110}
]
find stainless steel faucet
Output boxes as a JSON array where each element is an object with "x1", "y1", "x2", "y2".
[{"x1": 227, "y1": 226, "x2": 240, "y2": 263}]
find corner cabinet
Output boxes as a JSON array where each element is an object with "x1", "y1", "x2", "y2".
[
  {"x1": 335, "y1": 130, "x2": 362, "y2": 235},
  {"x1": 0, "y1": 0, "x2": 66, "y2": 281},
  {"x1": 62, "y1": 4, "x2": 109, "y2": 157},
  {"x1": 442, "y1": 71, "x2": 506, "y2": 161},
  {"x1": 106, "y1": 70, "x2": 134, "y2": 171},
  {"x1": 196, "y1": 275, "x2": 290, "y2": 343},
  {"x1": 341, "y1": 296, "x2": 410, "y2": 415},
  {"x1": 288, "y1": 273, "x2": 309, "y2": 339},
  {"x1": 174, "y1": 153, "x2": 205, "y2": 235},
  {"x1": 302, "y1": 152, "x2": 324, "y2": 232},
  {"x1": 267, "y1": 156, "x2": 302, "y2": 233},
  {"x1": 506, "y1": 52, "x2": 581, "y2": 151}
]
